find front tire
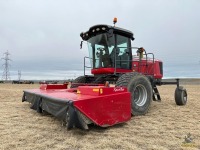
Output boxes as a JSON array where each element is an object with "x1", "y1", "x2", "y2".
[
  {"x1": 175, "y1": 86, "x2": 187, "y2": 105},
  {"x1": 116, "y1": 72, "x2": 152, "y2": 115}
]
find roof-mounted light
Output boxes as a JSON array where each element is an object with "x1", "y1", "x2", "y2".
[{"x1": 102, "y1": 27, "x2": 106, "y2": 30}]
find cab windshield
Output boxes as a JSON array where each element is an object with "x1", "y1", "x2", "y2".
[{"x1": 87, "y1": 33, "x2": 131, "y2": 69}]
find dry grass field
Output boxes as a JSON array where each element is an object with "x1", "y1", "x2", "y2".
[{"x1": 0, "y1": 82, "x2": 200, "y2": 150}]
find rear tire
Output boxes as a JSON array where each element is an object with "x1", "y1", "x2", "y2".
[
  {"x1": 71, "y1": 76, "x2": 86, "y2": 88},
  {"x1": 116, "y1": 72, "x2": 152, "y2": 115},
  {"x1": 175, "y1": 86, "x2": 187, "y2": 105}
]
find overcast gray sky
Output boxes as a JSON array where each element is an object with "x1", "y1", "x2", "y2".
[{"x1": 0, "y1": 0, "x2": 200, "y2": 78}]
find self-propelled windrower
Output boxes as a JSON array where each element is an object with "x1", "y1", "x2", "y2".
[{"x1": 22, "y1": 18, "x2": 187, "y2": 130}]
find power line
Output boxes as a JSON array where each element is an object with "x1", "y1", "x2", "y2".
[{"x1": 1, "y1": 50, "x2": 12, "y2": 81}]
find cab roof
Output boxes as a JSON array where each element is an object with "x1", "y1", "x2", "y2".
[{"x1": 80, "y1": 24, "x2": 134, "y2": 41}]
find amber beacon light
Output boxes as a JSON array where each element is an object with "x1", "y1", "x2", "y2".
[{"x1": 113, "y1": 17, "x2": 117, "y2": 26}]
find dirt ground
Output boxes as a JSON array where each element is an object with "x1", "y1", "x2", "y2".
[{"x1": 0, "y1": 83, "x2": 200, "y2": 150}]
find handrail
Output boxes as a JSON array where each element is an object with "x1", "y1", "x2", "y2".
[{"x1": 83, "y1": 47, "x2": 156, "y2": 76}]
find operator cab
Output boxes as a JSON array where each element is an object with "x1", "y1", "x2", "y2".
[{"x1": 80, "y1": 24, "x2": 134, "y2": 75}]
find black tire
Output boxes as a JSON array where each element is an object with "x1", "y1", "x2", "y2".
[
  {"x1": 71, "y1": 76, "x2": 86, "y2": 88},
  {"x1": 175, "y1": 86, "x2": 187, "y2": 105},
  {"x1": 116, "y1": 72, "x2": 152, "y2": 115},
  {"x1": 93, "y1": 76, "x2": 105, "y2": 84}
]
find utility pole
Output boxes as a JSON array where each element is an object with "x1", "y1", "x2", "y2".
[
  {"x1": 18, "y1": 70, "x2": 21, "y2": 81},
  {"x1": 1, "y1": 50, "x2": 12, "y2": 81}
]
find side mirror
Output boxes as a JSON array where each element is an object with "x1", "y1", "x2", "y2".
[{"x1": 80, "y1": 41, "x2": 83, "y2": 49}]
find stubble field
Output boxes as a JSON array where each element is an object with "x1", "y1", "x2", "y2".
[{"x1": 0, "y1": 82, "x2": 200, "y2": 150}]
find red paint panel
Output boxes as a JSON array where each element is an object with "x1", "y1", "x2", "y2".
[
  {"x1": 26, "y1": 89, "x2": 79, "y2": 100},
  {"x1": 132, "y1": 59, "x2": 163, "y2": 79},
  {"x1": 91, "y1": 68, "x2": 132, "y2": 74},
  {"x1": 77, "y1": 86, "x2": 128, "y2": 96},
  {"x1": 74, "y1": 92, "x2": 131, "y2": 127},
  {"x1": 40, "y1": 84, "x2": 68, "y2": 90}
]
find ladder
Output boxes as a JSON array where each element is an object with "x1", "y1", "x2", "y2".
[{"x1": 153, "y1": 85, "x2": 161, "y2": 101}]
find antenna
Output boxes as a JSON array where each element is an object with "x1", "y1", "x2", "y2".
[{"x1": 1, "y1": 50, "x2": 12, "y2": 81}]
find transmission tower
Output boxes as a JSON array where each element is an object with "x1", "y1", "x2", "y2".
[{"x1": 1, "y1": 50, "x2": 12, "y2": 81}]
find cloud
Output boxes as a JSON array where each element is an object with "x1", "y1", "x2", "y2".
[{"x1": 0, "y1": 0, "x2": 200, "y2": 79}]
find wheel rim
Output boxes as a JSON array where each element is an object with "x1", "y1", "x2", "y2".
[
  {"x1": 133, "y1": 84, "x2": 147, "y2": 107},
  {"x1": 183, "y1": 91, "x2": 187, "y2": 102}
]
